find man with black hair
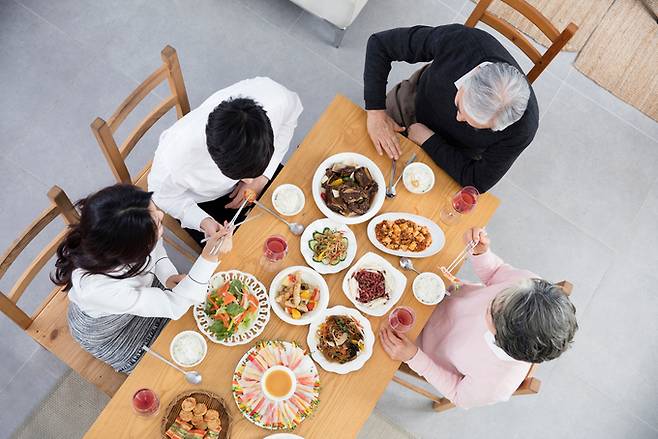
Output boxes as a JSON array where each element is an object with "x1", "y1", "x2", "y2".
[{"x1": 149, "y1": 77, "x2": 303, "y2": 243}]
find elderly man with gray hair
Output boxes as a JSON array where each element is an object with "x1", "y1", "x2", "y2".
[
  {"x1": 380, "y1": 228, "x2": 578, "y2": 408},
  {"x1": 364, "y1": 24, "x2": 539, "y2": 192}
]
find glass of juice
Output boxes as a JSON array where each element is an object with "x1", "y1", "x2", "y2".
[
  {"x1": 439, "y1": 186, "x2": 479, "y2": 225},
  {"x1": 260, "y1": 235, "x2": 288, "y2": 270},
  {"x1": 132, "y1": 388, "x2": 160, "y2": 417},
  {"x1": 388, "y1": 306, "x2": 416, "y2": 333}
]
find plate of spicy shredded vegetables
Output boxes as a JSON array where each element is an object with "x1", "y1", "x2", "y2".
[
  {"x1": 300, "y1": 218, "x2": 357, "y2": 274},
  {"x1": 194, "y1": 270, "x2": 270, "y2": 346}
]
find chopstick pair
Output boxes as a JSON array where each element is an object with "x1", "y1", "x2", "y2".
[
  {"x1": 200, "y1": 213, "x2": 261, "y2": 244},
  {"x1": 208, "y1": 199, "x2": 250, "y2": 256},
  {"x1": 439, "y1": 239, "x2": 478, "y2": 285}
]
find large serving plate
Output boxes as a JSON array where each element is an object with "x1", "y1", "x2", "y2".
[
  {"x1": 269, "y1": 266, "x2": 329, "y2": 325},
  {"x1": 366, "y1": 212, "x2": 445, "y2": 258},
  {"x1": 300, "y1": 218, "x2": 357, "y2": 274},
  {"x1": 311, "y1": 152, "x2": 386, "y2": 225},
  {"x1": 232, "y1": 340, "x2": 320, "y2": 431},
  {"x1": 341, "y1": 252, "x2": 407, "y2": 317},
  {"x1": 194, "y1": 270, "x2": 270, "y2": 346},
  {"x1": 306, "y1": 306, "x2": 375, "y2": 374}
]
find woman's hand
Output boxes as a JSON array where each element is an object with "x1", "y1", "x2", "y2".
[
  {"x1": 225, "y1": 176, "x2": 268, "y2": 209},
  {"x1": 201, "y1": 222, "x2": 234, "y2": 262},
  {"x1": 165, "y1": 274, "x2": 186, "y2": 289},
  {"x1": 379, "y1": 326, "x2": 418, "y2": 362},
  {"x1": 200, "y1": 217, "x2": 221, "y2": 238},
  {"x1": 407, "y1": 123, "x2": 435, "y2": 146},
  {"x1": 367, "y1": 110, "x2": 405, "y2": 160},
  {"x1": 464, "y1": 227, "x2": 490, "y2": 255}
]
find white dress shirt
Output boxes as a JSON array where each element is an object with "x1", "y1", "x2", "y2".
[
  {"x1": 148, "y1": 77, "x2": 303, "y2": 231},
  {"x1": 68, "y1": 239, "x2": 218, "y2": 319}
]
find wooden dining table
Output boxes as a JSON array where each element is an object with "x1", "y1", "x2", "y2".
[{"x1": 85, "y1": 94, "x2": 500, "y2": 438}]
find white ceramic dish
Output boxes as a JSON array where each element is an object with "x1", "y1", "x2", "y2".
[
  {"x1": 412, "y1": 272, "x2": 446, "y2": 305},
  {"x1": 403, "y1": 162, "x2": 435, "y2": 194},
  {"x1": 272, "y1": 184, "x2": 305, "y2": 216},
  {"x1": 169, "y1": 330, "x2": 208, "y2": 368},
  {"x1": 300, "y1": 218, "x2": 357, "y2": 274},
  {"x1": 194, "y1": 270, "x2": 270, "y2": 346},
  {"x1": 269, "y1": 265, "x2": 330, "y2": 325},
  {"x1": 264, "y1": 434, "x2": 305, "y2": 439},
  {"x1": 311, "y1": 152, "x2": 386, "y2": 225},
  {"x1": 306, "y1": 305, "x2": 374, "y2": 374},
  {"x1": 341, "y1": 252, "x2": 407, "y2": 317},
  {"x1": 367, "y1": 212, "x2": 445, "y2": 258}
]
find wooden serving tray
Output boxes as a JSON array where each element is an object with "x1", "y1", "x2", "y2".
[{"x1": 161, "y1": 389, "x2": 231, "y2": 439}]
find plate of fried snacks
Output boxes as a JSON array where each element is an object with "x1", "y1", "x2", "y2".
[
  {"x1": 306, "y1": 306, "x2": 374, "y2": 374},
  {"x1": 232, "y1": 340, "x2": 321, "y2": 431},
  {"x1": 269, "y1": 266, "x2": 329, "y2": 325},
  {"x1": 300, "y1": 218, "x2": 357, "y2": 274},
  {"x1": 367, "y1": 212, "x2": 444, "y2": 258},
  {"x1": 162, "y1": 390, "x2": 230, "y2": 439},
  {"x1": 341, "y1": 252, "x2": 407, "y2": 317},
  {"x1": 194, "y1": 270, "x2": 270, "y2": 346}
]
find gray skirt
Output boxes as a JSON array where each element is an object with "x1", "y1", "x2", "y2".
[{"x1": 67, "y1": 277, "x2": 169, "y2": 374}]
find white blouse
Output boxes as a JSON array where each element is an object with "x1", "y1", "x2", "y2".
[{"x1": 68, "y1": 240, "x2": 218, "y2": 319}]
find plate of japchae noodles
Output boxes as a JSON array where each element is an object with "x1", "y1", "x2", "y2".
[{"x1": 306, "y1": 305, "x2": 374, "y2": 374}]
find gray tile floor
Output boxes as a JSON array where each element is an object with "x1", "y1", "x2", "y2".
[{"x1": 1, "y1": 0, "x2": 657, "y2": 438}]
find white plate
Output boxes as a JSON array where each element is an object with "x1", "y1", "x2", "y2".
[
  {"x1": 269, "y1": 266, "x2": 329, "y2": 325},
  {"x1": 341, "y1": 252, "x2": 407, "y2": 317},
  {"x1": 367, "y1": 212, "x2": 445, "y2": 258},
  {"x1": 300, "y1": 218, "x2": 357, "y2": 274},
  {"x1": 412, "y1": 272, "x2": 446, "y2": 305},
  {"x1": 193, "y1": 270, "x2": 270, "y2": 346},
  {"x1": 264, "y1": 435, "x2": 305, "y2": 439},
  {"x1": 272, "y1": 183, "x2": 305, "y2": 216},
  {"x1": 311, "y1": 152, "x2": 386, "y2": 224},
  {"x1": 306, "y1": 305, "x2": 374, "y2": 374}
]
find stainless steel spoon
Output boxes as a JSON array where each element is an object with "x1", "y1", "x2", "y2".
[
  {"x1": 386, "y1": 158, "x2": 397, "y2": 198},
  {"x1": 142, "y1": 346, "x2": 202, "y2": 385},
  {"x1": 253, "y1": 200, "x2": 305, "y2": 235},
  {"x1": 399, "y1": 257, "x2": 421, "y2": 275},
  {"x1": 388, "y1": 153, "x2": 417, "y2": 198}
]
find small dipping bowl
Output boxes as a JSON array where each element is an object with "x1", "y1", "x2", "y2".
[
  {"x1": 272, "y1": 184, "x2": 305, "y2": 216},
  {"x1": 169, "y1": 330, "x2": 208, "y2": 368},
  {"x1": 403, "y1": 163, "x2": 435, "y2": 194},
  {"x1": 261, "y1": 365, "x2": 297, "y2": 401},
  {"x1": 412, "y1": 272, "x2": 446, "y2": 305}
]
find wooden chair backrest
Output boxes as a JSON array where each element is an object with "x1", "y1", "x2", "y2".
[
  {"x1": 465, "y1": 0, "x2": 578, "y2": 83},
  {"x1": 90, "y1": 45, "x2": 190, "y2": 184},
  {"x1": 0, "y1": 186, "x2": 78, "y2": 330}
]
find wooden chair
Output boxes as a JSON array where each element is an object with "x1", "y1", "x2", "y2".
[
  {"x1": 0, "y1": 186, "x2": 126, "y2": 396},
  {"x1": 392, "y1": 280, "x2": 573, "y2": 412},
  {"x1": 465, "y1": 0, "x2": 578, "y2": 83},
  {"x1": 90, "y1": 45, "x2": 201, "y2": 261}
]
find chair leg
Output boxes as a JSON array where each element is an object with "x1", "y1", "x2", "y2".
[
  {"x1": 333, "y1": 27, "x2": 347, "y2": 48},
  {"x1": 162, "y1": 214, "x2": 201, "y2": 255}
]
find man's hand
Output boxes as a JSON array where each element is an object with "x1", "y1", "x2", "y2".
[
  {"x1": 464, "y1": 227, "x2": 490, "y2": 255},
  {"x1": 225, "y1": 176, "x2": 269, "y2": 209},
  {"x1": 379, "y1": 326, "x2": 418, "y2": 362},
  {"x1": 408, "y1": 122, "x2": 435, "y2": 146},
  {"x1": 200, "y1": 217, "x2": 221, "y2": 238},
  {"x1": 367, "y1": 110, "x2": 405, "y2": 160},
  {"x1": 165, "y1": 274, "x2": 186, "y2": 289}
]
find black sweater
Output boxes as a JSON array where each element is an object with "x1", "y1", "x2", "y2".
[{"x1": 364, "y1": 24, "x2": 539, "y2": 193}]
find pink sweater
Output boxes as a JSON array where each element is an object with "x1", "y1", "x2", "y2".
[{"x1": 406, "y1": 250, "x2": 534, "y2": 409}]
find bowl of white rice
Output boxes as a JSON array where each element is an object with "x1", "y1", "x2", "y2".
[
  {"x1": 272, "y1": 184, "x2": 305, "y2": 216},
  {"x1": 412, "y1": 272, "x2": 446, "y2": 305},
  {"x1": 169, "y1": 330, "x2": 208, "y2": 367}
]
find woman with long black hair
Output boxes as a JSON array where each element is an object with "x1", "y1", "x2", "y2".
[{"x1": 52, "y1": 184, "x2": 233, "y2": 373}]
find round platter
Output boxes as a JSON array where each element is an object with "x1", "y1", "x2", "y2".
[
  {"x1": 366, "y1": 212, "x2": 445, "y2": 258},
  {"x1": 306, "y1": 306, "x2": 375, "y2": 374},
  {"x1": 299, "y1": 218, "x2": 357, "y2": 274},
  {"x1": 161, "y1": 389, "x2": 231, "y2": 439},
  {"x1": 232, "y1": 340, "x2": 321, "y2": 431},
  {"x1": 194, "y1": 270, "x2": 270, "y2": 346},
  {"x1": 269, "y1": 266, "x2": 330, "y2": 325}
]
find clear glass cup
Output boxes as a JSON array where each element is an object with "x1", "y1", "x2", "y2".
[
  {"x1": 439, "y1": 186, "x2": 479, "y2": 225},
  {"x1": 132, "y1": 388, "x2": 160, "y2": 417},
  {"x1": 388, "y1": 306, "x2": 416, "y2": 333},
  {"x1": 260, "y1": 235, "x2": 288, "y2": 271}
]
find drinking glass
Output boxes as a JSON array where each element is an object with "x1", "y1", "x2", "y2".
[
  {"x1": 439, "y1": 186, "x2": 479, "y2": 225},
  {"x1": 132, "y1": 388, "x2": 160, "y2": 417},
  {"x1": 388, "y1": 306, "x2": 416, "y2": 333},
  {"x1": 260, "y1": 235, "x2": 288, "y2": 270}
]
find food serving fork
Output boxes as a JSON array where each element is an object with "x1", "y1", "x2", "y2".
[
  {"x1": 388, "y1": 153, "x2": 417, "y2": 198},
  {"x1": 386, "y1": 158, "x2": 397, "y2": 198}
]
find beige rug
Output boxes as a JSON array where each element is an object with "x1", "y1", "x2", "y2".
[
  {"x1": 12, "y1": 371, "x2": 414, "y2": 439},
  {"x1": 574, "y1": 0, "x2": 658, "y2": 121},
  {"x1": 469, "y1": 0, "x2": 614, "y2": 51}
]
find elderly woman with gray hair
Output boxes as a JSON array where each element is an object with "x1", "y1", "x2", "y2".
[
  {"x1": 364, "y1": 24, "x2": 539, "y2": 192},
  {"x1": 379, "y1": 228, "x2": 577, "y2": 409}
]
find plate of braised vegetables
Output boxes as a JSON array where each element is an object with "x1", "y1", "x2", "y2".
[
  {"x1": 194, "y1": 271, "x2": 270, "y2": 346},
  {"x1": 300, "y1": 218, "x2": 357, "y2": 274},
  {"x1": 306, "y1": 306, "x2": 374, "y2": 374},
  {"x1": 269, "y1": 266, "x2": 329, "y2": 325}
]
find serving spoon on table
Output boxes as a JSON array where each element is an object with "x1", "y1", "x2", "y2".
[
  {"x1": 252, "y1": 200, "x2": 305, "y2": 235},
  {"x1": 141, "y1": 345, "x2": 202, "y2": 385}
]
